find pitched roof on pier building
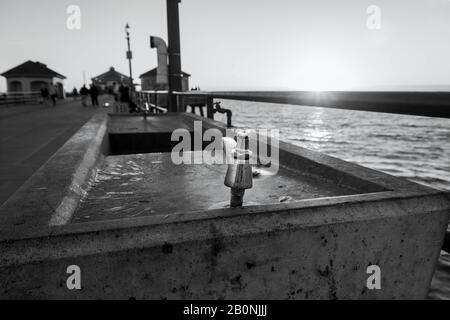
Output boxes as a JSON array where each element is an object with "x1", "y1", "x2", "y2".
[
  {"x1": 1, "y1": 60, "x2": 66, "y2": 79},
  {"x1": 91, "y1": 67, "x2": 131, "y2": 89}
]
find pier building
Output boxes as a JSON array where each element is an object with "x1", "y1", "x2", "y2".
[
  {"x1": 91, "y1": 67, "x2": 131, "y2": 91},
  {"x1": 139, "y1": 67, "x2": 190, "y2": 91},
  {"x1": 1, "y1": 60, "x2": 66, "y2": 98}
]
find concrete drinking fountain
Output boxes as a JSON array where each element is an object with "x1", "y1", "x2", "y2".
[{"x1": 0, "y1": 111, "x2": 449, "y2": 299}]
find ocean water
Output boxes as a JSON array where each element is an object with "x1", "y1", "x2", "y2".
[{"x1": 214, "y1": 100, "x2": 450, "y2": 300}]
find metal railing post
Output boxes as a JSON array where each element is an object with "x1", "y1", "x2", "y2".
[
  {"x1": 178, "y1": 95, "x2": 185, "y2": 113},
  {"x1": 206, "y1": 96, "x2": 214, "y2": 119}
]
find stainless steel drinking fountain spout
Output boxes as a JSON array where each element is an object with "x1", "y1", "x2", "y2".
[{"x1": 223, "y1": 130, "x2": 253, "y2": 207}]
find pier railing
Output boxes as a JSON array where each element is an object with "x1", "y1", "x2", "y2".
[
  {"x1": 133, "y1": 90, "x2": 212, "y2": 116},
  {"x1": 133, "y1": 90, "x2": 450, "y2": 124},
  {"x1": 134, "y1": 91, "x2": 168, "y2": 114},
  {"x1": 0, "y1": 91, "x2": 41, "y2": 107},
  {"x1": 173, "y1": 91, "x2": 450, "y2": 119}
]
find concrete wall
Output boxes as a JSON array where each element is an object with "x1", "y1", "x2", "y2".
[{"x1": 0, "y1": 194, "x2": 448, "y2": 299}]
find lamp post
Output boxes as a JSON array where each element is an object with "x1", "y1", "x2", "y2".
[{"x1": 125, "y1": 23, "x2": 134, "y2": 92}]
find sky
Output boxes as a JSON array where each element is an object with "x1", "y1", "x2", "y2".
[{"x1": 1, "y1": 0, "x2": 450, "y2": 92}]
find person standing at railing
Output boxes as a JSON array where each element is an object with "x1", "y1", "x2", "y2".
[
  {"x1": 48, "y1": 85, "x2": 57, "y2": 106},
  {"x1": 80, "y1": 85, "x2": 89, "y2": 107}
]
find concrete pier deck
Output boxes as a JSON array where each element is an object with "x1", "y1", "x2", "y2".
[{"x1": 0, "y1": 98, "x2": 108, "y2": 205}]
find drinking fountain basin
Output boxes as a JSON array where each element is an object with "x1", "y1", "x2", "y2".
[{"x1": 0, "y1": 112, "x2": 448, "y2": 299}]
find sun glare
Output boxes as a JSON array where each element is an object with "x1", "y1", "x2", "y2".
[{"x1": 288, "y1": 57, "x2": 356, "y2": 91}]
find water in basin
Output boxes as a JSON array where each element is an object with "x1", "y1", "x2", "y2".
[{"x1": 71, "y1": 151, "x2": 359, "y2": 223}]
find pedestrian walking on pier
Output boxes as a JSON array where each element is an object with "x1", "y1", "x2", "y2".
[
  {"x1": 115, "y1": 84, "x2": 130, "y2": 112},
  {"x1": 89, "y1": 84, "x2": 99, "y2": 107},
  {"x1": 48, "y1": 85, "x2": 57, "y2": 106},
  {"x1": 39, "y1": 86, "x2": 49, "y2": 104},
  {"x1": 72, "y1": 87, "x2": 78, "y2": 101},
  {"x1": 80, "y1": 85, "x2": 89, "y2": 107},
  {"x1": 112, "y1": 82, "x2": 120, "y2": 102},
  {"x1": 119, "y1": 85, "x2": 130, "y2": 104}
]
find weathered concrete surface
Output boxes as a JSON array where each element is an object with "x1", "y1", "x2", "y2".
[
  {"x1": 0, "y1": 98, "x2": 108, "y2": 206},
  {"x1": 0, "y1": 113, "x2": 449, "y2": 299},
  {"x1": 0, "y1": 194, "x2": 448, "y2": 299},
  {"x1": 0, "y1": 113, "x2": 108, "y2": 235}
]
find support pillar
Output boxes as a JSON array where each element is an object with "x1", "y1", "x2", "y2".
[{"x1": 166, "y1": 0, "x2": 183, "y2": 112}]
